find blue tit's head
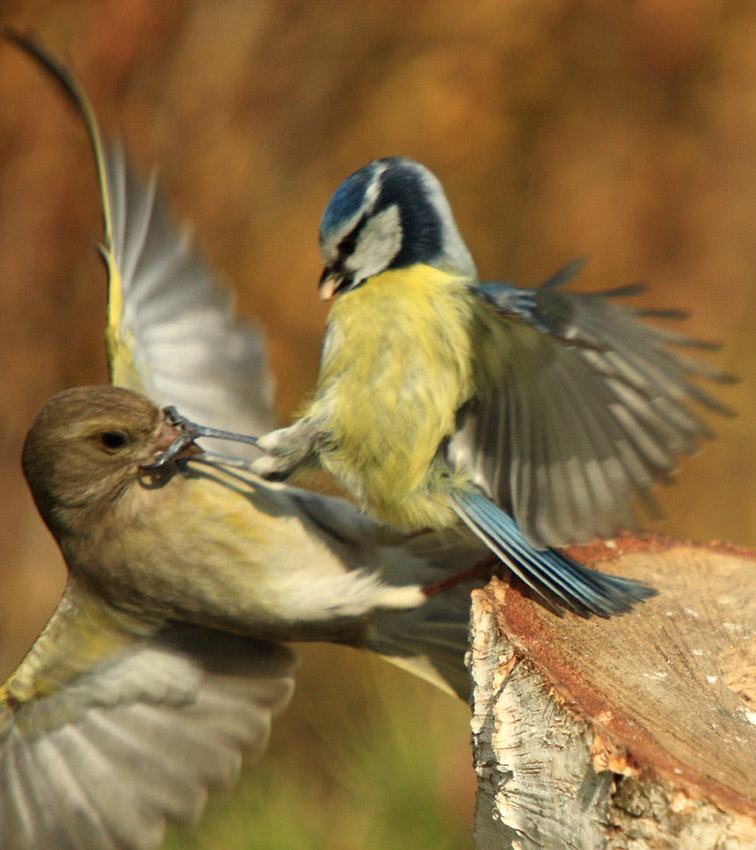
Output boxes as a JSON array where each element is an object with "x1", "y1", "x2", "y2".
[{"x1": 318, "y1": 158, "x2": 477, "y2": 300}]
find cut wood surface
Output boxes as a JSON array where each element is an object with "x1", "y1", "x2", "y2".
[{"x1": 470, "y1": 534, "x2": 756, "y2": 849}]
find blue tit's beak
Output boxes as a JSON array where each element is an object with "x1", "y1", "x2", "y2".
[{"x1": 319, "y1": 266, "x2": 339, "y2": 301}]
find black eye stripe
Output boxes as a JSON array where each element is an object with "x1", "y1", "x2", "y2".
[{"x1": 336, "y1": 213, "x2": 368, "y2": 258}]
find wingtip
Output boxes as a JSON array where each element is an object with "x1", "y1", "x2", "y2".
[
  {"x1": 3, "y1": 29, "x2": 81, "y2": 109},
  {"x1": 539, "y1": 256, "x2": 587, "y2": 291},
  {"x1": 2, "y1": 25, "x2": 31, "y2": 48}
]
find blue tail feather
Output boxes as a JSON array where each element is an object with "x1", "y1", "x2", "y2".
[{"x1": 450, "y1": 489, "x2": 656, "y2": 617}]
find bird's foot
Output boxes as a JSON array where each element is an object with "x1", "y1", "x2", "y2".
[{"x1": 422, "y1": 554, "x2": 498, "y2": 597}]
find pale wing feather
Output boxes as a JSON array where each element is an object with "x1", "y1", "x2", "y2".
[
  {"x1": 0, "y1": 583, "x2": 296, "y2": 850},
  {"x1": 11, "y1": 34, "x2": 275, "y2": 454},
  {"x1": 450, "y1": 264, "x2": 733, "y2": 548},
  {"x1": 103, "y1": 143, "x2": 275, "y2": 457}
]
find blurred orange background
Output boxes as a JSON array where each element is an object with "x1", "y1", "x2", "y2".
[{"x1": 1, "y1": 1, "x2": 755, "y2": 846}]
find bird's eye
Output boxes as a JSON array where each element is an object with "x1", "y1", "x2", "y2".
[
  {"x1": 99, "y1": 430, "x2": 130, "y2": 451},
  {"x1": 338, "y1": 233, "x2": 357, "y2": 257},
  {"x1": 337, "y1": 213, "x2": 367, "y2": 258}
]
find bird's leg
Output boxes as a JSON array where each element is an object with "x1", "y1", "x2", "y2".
[
  {"x1": 142, "y1": 407, "x2": 260, "y2": 470},
  {"x1": 191, "y1": 453, "x2": 257, "y2": 471},
  {"x1": 250, "y1": 417, "x2": 323, "y2": 481},
  {"x1": 422, "y1": 554, "x2": 498, "y2": 597},
  {"x1": 162, "y1": 406, "x2": 260, "y2": 448},
  {"x1": 153, "y1": 408, "x2": 324, "y2": 480}
]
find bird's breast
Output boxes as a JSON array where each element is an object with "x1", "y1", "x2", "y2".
[{"x1": 314, "y1": 265, "x2": 477, "y2": 529}]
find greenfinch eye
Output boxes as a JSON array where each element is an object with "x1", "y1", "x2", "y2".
[{"x1": 98, "y1": 430, "x2": 130, "y2": 451}]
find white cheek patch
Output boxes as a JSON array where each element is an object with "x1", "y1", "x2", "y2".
[
  {"x1": 321, "y1": 169, "x2": 385, "y2": 265},
  {"x1": 348, "y1": 204, "x2": 402, "y2": 281},
  {"x1": 321, "y1": 240, "x2": 339, "y2": 266}
]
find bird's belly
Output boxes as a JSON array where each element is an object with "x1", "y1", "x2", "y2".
[
  {"x1": 324, "y1": 372, "x2": 462, "y2": 529},
  {"x1": 316, "y1": 271, "x2": 476, "y2": 530},
  {"x1": 104, "y1": 473, "x2": 418, "y2": 641}
]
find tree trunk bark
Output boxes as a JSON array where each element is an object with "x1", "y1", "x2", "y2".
[{"x1": 469, "y1": 534, "x2": 756, "y2": 849}]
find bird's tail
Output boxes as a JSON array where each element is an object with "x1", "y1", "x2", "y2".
[
  {"x1": 363, "y1": 530, "x2": 490, "y2": 700},
  {"x1": 364, "y1": 586, "x2": 478, "y2": 700},
  {"x1": 450, "y1": 488, "x2": 656, "y2": 618}
]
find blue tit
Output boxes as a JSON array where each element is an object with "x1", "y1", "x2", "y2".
[
  {"x1": 2, "y1": 36, "x2": 487, "y2": 850},
  {"x1": 252, "y1": 157, "x2": 733, "y2": 618}
]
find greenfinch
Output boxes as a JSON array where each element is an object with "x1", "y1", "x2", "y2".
[
  {"x1": 1, "y1": 35, "x2": 484, "y2": 850},
  {"x1": 251, "y1": 158, "x2": 732, "y2": 617},
  {"x1": 8, "y1": 383, "x2": 480, "y2": 850}
]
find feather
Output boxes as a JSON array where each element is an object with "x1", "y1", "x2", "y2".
[
  {"x1": 0, "y1": 584, "x2": 296, "y2": 850},
  {"x1": 446, "y1": 264, "x2": 733, "y2": 548},
  {"x1": 4, "y1": 30, "x2": 274, "y2": 458},
  {"x1": 449, "y1": 489, "x2": 655, "y2": 617}
]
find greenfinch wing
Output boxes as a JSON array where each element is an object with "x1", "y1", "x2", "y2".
[
  {"x1": 0, "y1": 578, "x2": 295, "y2": 850},
  {"x1": 7, "y1": 32, "x2": 275, "y2": 457}
]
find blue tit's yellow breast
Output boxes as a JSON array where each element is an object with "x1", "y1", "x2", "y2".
[{"x1": 312, "y1": 264, "x2": 476, "y2": 529}]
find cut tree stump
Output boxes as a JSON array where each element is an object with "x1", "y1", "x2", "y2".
[{"x1": 469, "y1": 534, "x2": 756, "y2": 850}]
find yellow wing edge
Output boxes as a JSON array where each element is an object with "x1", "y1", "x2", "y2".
[{"x1": 4, "y1": 29, "x2": 133, "y2": 383}]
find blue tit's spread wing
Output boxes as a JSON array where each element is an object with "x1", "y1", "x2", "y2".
[
  {"x1": 448, "y1": 260, "x2": 734, "y2": 549},
  {"x1": 10, "y1": 33, "x2": 275, "y2": 456},
  {"x1": 0, "y1": 579, "x2": 295, "y2": 850}
]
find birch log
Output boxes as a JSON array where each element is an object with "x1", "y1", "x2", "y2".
[{"x1": 469, "y1": 535, "x2": 756, "y2": 850}]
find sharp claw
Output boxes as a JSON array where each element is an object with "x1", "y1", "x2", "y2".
[
  {"x1": 142, "y1": 407, "x2": 261, "y2": 471},
  {"x1": 140, "y1": 407, "x2": 206, "y2": 470},
  {"x1": 140, "y1": 433, "x2": 200, "y2": 470},
  {"x1": 162, "y1": 406, "x2": 201, "y2": 438},
  {"x1": 161, "y1": 406, "x2": 259, "y2": 448}
]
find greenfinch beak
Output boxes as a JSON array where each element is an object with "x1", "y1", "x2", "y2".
[{"x1": 145, "y1": 418, "x2": 204, "y2": 468}]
